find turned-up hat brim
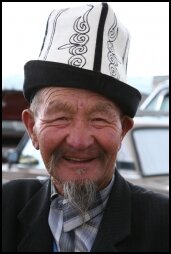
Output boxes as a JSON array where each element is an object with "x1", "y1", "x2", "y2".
[{"x1": 23, "y1": 60, "x2": 141, "y2": 118}]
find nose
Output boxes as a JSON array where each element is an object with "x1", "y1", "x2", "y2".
[{"x1": 65, "y1": 120, "x2": 94, "y2": 150}]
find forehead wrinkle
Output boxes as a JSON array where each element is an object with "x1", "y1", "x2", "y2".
[
  {"x1": 39, "y1": 87, "x2": 120, "y2": 117},
  {"x1": 40, "y1": 87, "x2": 54, "y2": 99},
  {"x1": 42, "y1": 87, "x2": 77, "y2": 105},
  {"x1": 43, "y1": 88, "x2": 60, "y2": 106}
]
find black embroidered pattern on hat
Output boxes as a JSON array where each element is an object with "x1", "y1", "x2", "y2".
[
  {"x1": 107, "y1": 13, "x2": 121, "y2": 79},
  {"x1": 58, "y1": 5, "x2": 94, "y2": 68}
]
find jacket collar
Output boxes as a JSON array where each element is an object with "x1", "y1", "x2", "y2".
[
  {"x1": 17, "y1": 179, "x2": 53, "y2": 252},
  {"x1": 91, "y1": 170, "x2": 132, "y2": 252},
  {"x1": 16, "y1": 170, "x2": 131, "y2": 252}
]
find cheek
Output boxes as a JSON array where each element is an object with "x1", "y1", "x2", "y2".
[
  {"x1": 98, "y1": 129, "x2": 122, "y2": 154},
  {"x1": 37, "y1": 127, "x2": 66, "y2": 164}
]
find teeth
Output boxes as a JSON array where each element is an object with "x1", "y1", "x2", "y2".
[{"x1": 66, "y1": 157, "x2": 90, "y2": 162}]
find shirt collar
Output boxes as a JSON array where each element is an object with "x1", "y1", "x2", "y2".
[{"x1": 50, "y1": 180, "x2": 58, "y2": 201}]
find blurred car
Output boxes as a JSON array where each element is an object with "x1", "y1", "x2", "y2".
[
  {"x1": 117, "y1": 112, "x2": 169, "y2": 195},
  {"x1": 2, "y1": 89, "x2": 28, "y2": 162},
  {"x1": 2, "y1": 112, "x2": 169, "y2": 196},
  {"x1": 139, "y1": 80, "x2": 169, "y2": 112}
]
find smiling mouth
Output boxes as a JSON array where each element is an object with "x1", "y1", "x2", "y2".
[{"x1": 63, "y1": 157, "x2": 95, "y2": 163}]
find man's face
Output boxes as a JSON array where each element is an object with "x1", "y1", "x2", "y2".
[{"x1": 23, "y1": 87, "x2": 133, "y2": 193}]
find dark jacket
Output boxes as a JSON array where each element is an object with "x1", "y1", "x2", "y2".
[{"x1": 2, "y1": 170, "x2": 169, "y2": 252}]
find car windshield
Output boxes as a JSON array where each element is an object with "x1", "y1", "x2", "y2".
[
  {"x1": 145, "y1": 91, "x2": 169, "y2": 112},
  {"x1": 19, "y1": 139, "x2": 45, "y2": 169}
]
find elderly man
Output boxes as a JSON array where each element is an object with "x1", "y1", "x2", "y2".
[{"x1": 2, "y1": 3, "x2": 168, "y2": 252}]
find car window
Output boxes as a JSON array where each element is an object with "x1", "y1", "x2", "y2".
[{"x1": 132, "y1": 127, "x2": 169, "y2": 176}]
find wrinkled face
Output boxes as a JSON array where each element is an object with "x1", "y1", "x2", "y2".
[{"x1": 23, "y1": 87, "x2": 133, "y2": 193}]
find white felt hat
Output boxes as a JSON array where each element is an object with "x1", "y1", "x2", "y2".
[{"x1": 23, "y1": 3, "x2": 141, "y2": 117}]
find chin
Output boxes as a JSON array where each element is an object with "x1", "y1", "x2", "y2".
[{"x1": 54, "y1": 168, "x2": 99, "y2": 185}]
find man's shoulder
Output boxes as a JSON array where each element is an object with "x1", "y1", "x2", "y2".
[
  {"x1": 116, "y1": 170, "x2": 168, "y2": 206},
  {"x1": 127, "y1": 181, "x2": 169, "y2": 211},
  {"x1": 2, "y1": 178, "x2": 49, "y2": 202},
  {"x1": 3, "y1": 178, "x2": 48, "y2": 189}
]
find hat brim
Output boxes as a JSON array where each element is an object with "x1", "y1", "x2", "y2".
[{"x1": 23, "y1": 60, "x2": 141, "y2": 117}]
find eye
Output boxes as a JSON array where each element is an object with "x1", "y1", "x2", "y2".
[
  {"x1": 55, "y1": 117, "x2": 70, "y2": 122},
  {"x1": 93, "y1": 118, "x2": 106, "y2": 122},
  {"x1": 57, "y1": 117, "x2": 68, "y2": 120},
  {"x1": 51, "y1": 116, "x2": 71, "y2": 124},
  {"x1": 44, "y1": 115, "x2": 72, "y2": 126},
  {"x1": 91, "y1": 117, "x2": 108, "y2": 125}
]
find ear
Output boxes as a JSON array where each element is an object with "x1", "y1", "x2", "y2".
[
  {"x1": 22, "y1": 109, "x2": 39, "y2": 150},
  {"x1": 121, "y1": 116, "x2": 134, "y2": 141}
]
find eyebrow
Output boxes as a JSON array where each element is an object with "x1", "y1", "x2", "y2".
[
  {"x1": 45, "y1": 100, "x2": 74, "y2": 114},
  {"x1": 87, "y1": 102, "x2": 118, "y2": 116}
]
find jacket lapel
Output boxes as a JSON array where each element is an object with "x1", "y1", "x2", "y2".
[
  {"x1": 17, "y1": 179, "x2": 53, "y2": 252},
  {"x1": 91, "y1": 170, "x2": 132, "y2": 252}
]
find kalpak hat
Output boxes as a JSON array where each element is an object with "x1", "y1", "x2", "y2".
[{"x1": 23, "y1": 2, "x2": 141, "y2": 117}]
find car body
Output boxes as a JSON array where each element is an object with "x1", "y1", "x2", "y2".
[{"x1": 2, "y1": 113, "x2": 169, "y2": 196}]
